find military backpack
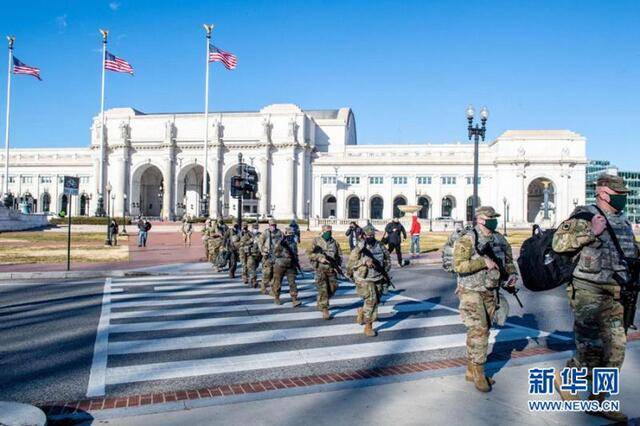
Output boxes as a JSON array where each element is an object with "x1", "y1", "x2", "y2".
[{"x1": 441, "y1": 226, "x2": 473, "y2": 273}]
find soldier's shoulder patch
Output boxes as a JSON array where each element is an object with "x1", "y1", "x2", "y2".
[{"x1": 561, "y1": 221, "x2": 572, "y2": 231}]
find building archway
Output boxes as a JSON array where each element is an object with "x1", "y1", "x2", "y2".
[
  {"x1": 370, "y1": 196, "x2": 384, "y2": 219},
  {"x1": 527, "y1": 178, "x2": 555, "y2": 223},
  {"x1": 393, "y1": 195, "x2": 407, "y2": 218},
  {"x1": 131, "y1": 164, "x2": 164, "y2": 217},
  {"x1": 322, "y1": 195, "x2": 337, "y2": 218},
  {"x1": 417, "y1": 196, "x2": 430, "y2": 219},
  {"x1": 222, "y1": 163, "x2": 259, "y2": 218},
  {"x1": 41, "y1": 192, "x2": 51, "y2": 213},
  {"x1": 466, "y1": 196, "x2": 481, "y2": 222},
  {"x1": 347, "y1": 196, "x2": 360, "y2": 219},
  {"x1": 177, "y1": 164, "x2": 209, "y2": 218},
  {"x1": 441, "y1": 196, "x2": 455, "y2": 218}
]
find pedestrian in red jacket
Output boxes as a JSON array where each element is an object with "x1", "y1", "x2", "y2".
[{"x1": 409, "y1": 214, "x2": 421, "y2": 258}]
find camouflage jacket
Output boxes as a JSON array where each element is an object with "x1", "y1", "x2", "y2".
[
  {"x1": 240, "y1": 231, "x2": 262, "y2": 257},
  {"x1": 259, "y1": 228, "x2": 283, "y2": 257},
  {"x1": 452, "y1": 226, "x2": 516, "y2": 291},
  {"x1": 224, "y1": 228, "x2": 242, "y2": 251},
  {"x1": 206, "y1": 226, "x2": 225, "y2": 248},
  {"x1": 348, "y1": 240, "x2": 390, "y2": 283},
  {"x1": 307, "y1": 236, "x2": 343, "y2": 270},
  {"x1": 553, "y1": 205, "x2": 639, "y2": 286}
]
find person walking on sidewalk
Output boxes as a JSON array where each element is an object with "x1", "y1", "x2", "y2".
[
  {"x1": 383, "y1": 217, "x2": 406, "y2": 267},
  {"x1": 409, "y1": 213, "x2": 421, "y2": 258},
  {"x1": 181, "y1": 217, "x2": 193, "y2": 247},
  {"x1": 136, "y1": 216, "x2": 150, "y2": 247},
  {"x1": 345, "y1": 221, "x2": 363, "y2": 251},
  {"x1": 307, "y1": 224, "x2": 343, "y2": 320},
  {"x1": 109, "y1": 219, "x2": 119, "y2": 246}
]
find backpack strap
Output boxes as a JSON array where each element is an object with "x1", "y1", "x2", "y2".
[{"x1": 593, "y1": 205, "x2": 631, "y2": 286}]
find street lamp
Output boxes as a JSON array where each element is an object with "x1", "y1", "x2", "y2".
[
  {"x1": 110, "y1": 192, "x2": 115, "y2": 220},
  {"x1": 104, "y1": 182, "x2": 113, "y2": 246},
  {"x1": 542, "y1": 180, "x2": 551, "y2": 220},
  {"x1": 306, "y1": 199, "x2": 310, "y2": 231},
  {"x1": 502, "y1": 196, "x2": 508, "y2": 236},
  {"x1": 121, "y1": 193, "x2": 128, "y2": 235},
  {"x1": 466, "y1": 105, "x2": 489, "y2": 223}
]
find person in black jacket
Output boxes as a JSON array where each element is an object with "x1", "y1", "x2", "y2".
[
  {"x1": 109, "y1": 219, "x2": 119, "y2": 246},
  {"x1": 345, "y1": 221, "x2": 363, "y2": 251},
  {"x1": 383, "y1": 217, "x2": 407, "y2": 266}
]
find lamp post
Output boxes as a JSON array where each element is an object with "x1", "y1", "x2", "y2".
[
  {"x1": 503, "y1": 196, "x2": 508, "y2": 236},
  {"x1": 271, "y1": 204, "x2": 276, "y2": 218},
  {"x1": 306, "y1": 199, "x2": 310, "y2": 231},
  {"x1": 218, "y1": 185, "x2": 223, "y2": 218},
  {"x1": 466, "y1": 105, "x2": 489, "y2": 224},
  {"x1": 104, "y1": 182, "x2": 112, "y2": 246},
  {"x1": 121, "y1": 193, "x2": 128, "y2": 235},
  {"x1": 110, "y1": 192, "x2": 115, "y2": 221},
  {"x1": 542, "y1": 180, "x2": 551, "y2": 220},
  {"x1": 573, "y1": 197, "x2": 579, "y2": 210}
]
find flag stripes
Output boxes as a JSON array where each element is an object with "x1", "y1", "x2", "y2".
[
  {"x1": 105, "y1": 51, "x2": 134, "y2": 74},
  {"x1": 208, "y1": 43, "x2": 237, "y2": 70},
  {"x1": 12, "y1": 57, "x2": 41, "y2": 80}
]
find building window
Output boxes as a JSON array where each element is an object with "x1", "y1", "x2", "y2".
[
  {"x1": 392, "y1": 176, "x2": 408, "y2": 185},
  {"x1": 441, "y1": 176, "x2": 457, "y2": 185},
  {"x1": 80, "y1": 176, "x2": 90, "y2": 184},
  {"x1": 322, "y1": 176, "x2": 337, "y2": 185},
  {"x1": 369, "y1": 176, "x2": 384, "y2": 185},
  {"x1": 58, "y1": 176, "x2": 64, "y2": 183},
  {"x1": 21, "y1": 176, "x2": 33, "y2": 184},
  {"x1": 8, "y1": 176, "x2": 16, "y2": 183},
  {"x1": 345, "y1": 176, "x2": 360, "y2": 185},
  {"x1": 466, "y1": 176, "x2": 481, "y2": 185},
  {"x1": 417, "y1": 176, "x2": 432, "y2": 185},
  {"x1": 40, "y1": 176, "x2": 52, "y2": 184}
]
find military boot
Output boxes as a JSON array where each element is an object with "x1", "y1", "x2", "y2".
[
  {"x1": 274, "y1": 296, "x2": 281, "y2": 305},
  {"x1": 470, "y1": 363, "x2": 491, "y2": 392},
  {"x1": 554, "y1": 370, "x2": 580, "y2": 401},
  {"x1": 322, "y1": 308, "x2": 331, "y2": 320},
  {"x1": 251, "y1": 279, "x2": 258, "y2": 288},
  {"x1": 291, "y1": 296, "x2": 301, "y2": 308},
  {"x1": 586, "y1": 393, "x2": 627, "y2": 422},
  {"x1": 355, "y1": 308, "x2": 364, "y2": 325},
  {"x1": 465, "y1": 362, "x2": 495, "y2": 385},
  {"x1": 364, "y1": 322, "x2": 376, "y2": 337}
]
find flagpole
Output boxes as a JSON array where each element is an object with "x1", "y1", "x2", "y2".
[
  {"x1": 202, "y1": 24, "x2": 213, "y2": 217},
  {"x1": 96, "y1": 29, "x2": 108, "y2": 216},
  {"x1": 2, "y1": 36, "x2": 15, "y2": 204}
]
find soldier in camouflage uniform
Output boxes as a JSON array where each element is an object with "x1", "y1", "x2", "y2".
[
  {"x1": 271, "y1": 227, "x2": 302, "y2": 307},
  {"x1": 259, "y1": 219, "x2": 282, "y2": 295},
  {"x1": 224, "y1": 223, "x2": 242, "y2": 278},
  {"x1": 207, "y1": 219, "x2": 227, "y2": 272},
  {"x1": 348, "y1": 224, "x2": 391, "y2": 336},
  {"x1": 452, "y1": 206, "x2": 518, "y2": 393},
  {"x1": 202, "y1": 218, "x2": 213, "y2": 261},
  {"x1": 552, "y1": 174, "x2": 638, "y2": 423},
  {"x1": 241, "y1": 223, "x2": 262, "y2": 288},
  {"x1": 307, "y1": 224, "x2": 343, "y2": 320},
  {"x1": 239, "y1": 222, "x2": 252, "y2": 285}
]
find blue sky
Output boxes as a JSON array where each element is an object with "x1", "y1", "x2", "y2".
[{"x1": 1, "y1": 0, "x2": 639, "y2": 169}]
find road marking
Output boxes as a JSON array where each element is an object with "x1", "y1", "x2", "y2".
[
  {"x1": 105, "y1": 327, "x2": 534, "y2": 385},
  {"x1": 86, "y1": 277, "x2": 112, "y2": 397},
  {"x1": 149, "y1": 283, "x2": 326, "y2": 294}
]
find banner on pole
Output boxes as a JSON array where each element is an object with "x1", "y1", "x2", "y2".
[{"x1": 63, "y1": 176, "x2": 80, "y2": 195}]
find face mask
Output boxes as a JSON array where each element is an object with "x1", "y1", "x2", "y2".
[
  {"x1": 608, "y1": 194, "x2": 627, "y2": 212},
  {"x1": 270, "y1": 225, "x2": 276, "y2": 232},
  {"x1": 252, "y1": 229, "x2": 258, "y2": 235},
  {"x1": 322, "y1": 231, "x2": 332, "y2": 240},
  {"x1": 483, "y1": 218, "x2": 498, "y2": 231}
]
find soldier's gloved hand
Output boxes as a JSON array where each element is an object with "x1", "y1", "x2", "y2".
[
  {"x1": 484, "y1": 258, "x2": 498, "y2": 270},
  {"x1": 505, "y1": 274, "x2": 518, "y2": 289},
  {"x1": 365, "y1": 258, "x2": 374, "y2": 268},
  {"x1": 591, "y1": 214, "x2": 607, "y2": 236}
]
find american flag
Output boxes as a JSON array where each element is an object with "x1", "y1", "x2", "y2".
[
  {"x1": 13, "y1": 57, "x2": 41, "y2": 80},
  {"x1": 208, "y1": 44, "x2": 237, "y2": 70},
  {"x1": 105, "y1": 51, "x2": 134, "y2": 74}
]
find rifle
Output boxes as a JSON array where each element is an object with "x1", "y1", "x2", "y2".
[
  {"x1": 476, "y1": 242, "x2": 524, "y2": 308},
  {"x1": 280, "y1": 237, "x2": 303, "y2": 275},
  {"x1": 312, "y1": 245, "x2": 346, "y2": 279},
  {"x1": 359, "y1": 244, "x2": 395, "y2": 290}
]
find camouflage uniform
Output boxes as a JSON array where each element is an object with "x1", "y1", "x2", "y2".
[
  {"x1": 347, "y1": 224, "x2": 390, "y2": 336},
  {"x1": 271, "y1": 228, "x2": 301, "y2": 306},
  {"x1": 307, "y1": 228, "x2": 343, "y2": 318},
  {"x1": 240, "y1": 224, "x2": 262, "y2": 287},
  {"x1": 224, "y1": 225, "x2": 242, "y2": 278},
  {"x1": 207, "y1": 220, "x2": 226, "y2": 272},
  {"x1": 452, "y1": 206, "x2": 517, "y2": 391},
  {"x1": 259, "y1": 221, "x2": 283, "y2": 294},
  {"x1": 239, "y1": 225, "x2": 253, "y2": 284},
  {"x1": 202, "y1": 219, "x2": 212, "y2": 260}
]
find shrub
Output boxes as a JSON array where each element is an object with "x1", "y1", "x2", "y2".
[{"x1": 50, "y1": 217, "x2": 132, "y2": 225}]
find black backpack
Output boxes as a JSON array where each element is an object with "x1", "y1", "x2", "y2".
[{"x1": 517, "y1": 212, "x2": 594, "y2": 292}]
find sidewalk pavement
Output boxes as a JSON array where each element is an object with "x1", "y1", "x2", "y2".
[{"x1": 82, "y1": 343, "x2": 640, "y2": 426}]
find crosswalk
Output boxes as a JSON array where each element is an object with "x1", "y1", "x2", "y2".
[{"x1": 87, "y1": 269, "x2": 560, "y2": 397}]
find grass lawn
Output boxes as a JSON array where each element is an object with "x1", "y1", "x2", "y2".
[{"x1": 0, "y1": 231, "x2": 129, "y2": 265}]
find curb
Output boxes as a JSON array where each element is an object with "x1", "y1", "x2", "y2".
[{"x1": 0, "y1": 269, "x2": 156, "y2": 281}]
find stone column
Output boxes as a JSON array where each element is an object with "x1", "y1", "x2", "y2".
[
  {"x1": 297, "y1": 146, "x2": 307, "y2": 218},
  {"x1": 258, "y1": 148, "x2": 270, "y2": 216},
  {"x1": 283, "y1": 154, "x2": 296, "y2": 219},
  {"x1": 162, "y1": 151, "x2": 174, "y2": 220},
  {"x1": 209, "y1": 146, "x2": 221, "y2": 218}
]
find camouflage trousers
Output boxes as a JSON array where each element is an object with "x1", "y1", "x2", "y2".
[
  {"x1": 261, "y1": 258, "x2": 274, "y2": 292},
  {"x1": 228, "y1": 250, "x2": 238, "y2": 278},
  {"x1": 245, "y1": 255, "x2": 260, "y2": 286},
  {"x1": 456, "y1": 286, "x2": 497, "y2": 364},
  {"x1": 240, "y1": 252, "x2": 249, "y2": 282},
  {"x1": 272, "y1": 260, "x2": 298, "y2": 299},
  {"x1": 566, "y1": 283, "x2": 626, "y2": 377},
  {"x1": 208, "y1": 244, "x2": 221, "y2": 271},
  {"x1": 315, "y1": 266, "x2": 338, "y2": 310},
  {"x1": 355, "y1": 279, "x2": 382, "y2": 323}
]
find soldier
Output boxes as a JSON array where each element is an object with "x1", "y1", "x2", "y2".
[
  {"x1": 202, "y1": 218, "x2": 213, "y2": 261},
  {"x1": 208, "y1": 219, "x2": 227, "y2": 272},
  {"x1": 239, "y1": 222, "x2": 252, "y2": 285},
  {"x1": 224, "y1": 223, "x2": 242, "y2": 278},
  {"x1": 307, "y1": 224, "x2": 343, "y2": 320},
  {"x1": 259, "y1": 219, "x2": 282, "y2": 295},
  {"x1": 347, "y1": 224, "x2": 391, "y2": 336},
  {"x1": 452, "y1": 206, "x2": 518, "y2": 393},
  {"x1": 242, "y1": 223, "x2": 262, "y2": 288},
  {"x1": 552, "y1": 174, "x2": 638, "y2": 423},
  {"x1": 271, "y1": 227, "x2": 302, "y2": 306},
  {"x1": 181, "y1": 216, "x2": 193, "y2": 247}
]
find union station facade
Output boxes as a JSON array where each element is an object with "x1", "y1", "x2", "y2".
[{"x1": 0, "y1": 103, "x2": 587, "y2": 227}]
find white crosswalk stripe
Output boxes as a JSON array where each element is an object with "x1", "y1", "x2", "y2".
[{"x1": 87, "y1": 271, "x2": 553, "y2": 397}]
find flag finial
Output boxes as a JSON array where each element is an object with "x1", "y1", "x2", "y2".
[
  {"x1": 203, "y1": 24, "x2": 214, "y2": 37},
  {"x1": 7, "y1": 36, "x2": 15, "y2": 49},
  {"x1": 99, "y1": 29, "x2": 108, "y2": 42}
]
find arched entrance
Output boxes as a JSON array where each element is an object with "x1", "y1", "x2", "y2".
[
  {"x1": 393, "y1": 195, "x2": 407, "y2": 218},
  {"x1": 177, "y1": 164, "x2": 208, "y2": 218},
  {"x1": 527, "y1": 178, "x2": 555, "y2": 223},
  {"x1": 417, "y1": 196, "x2": 430, "y2": 219},
  {"x1": 19, "y1": 192, "x2": 34, "y2": 214},
  {"x1": 441, "y1": 196, "x2": 455, "y2": 218},
  {"x1": 370, "y1": 196, "x2": 383, "y2": 219},
  {"x1": 222, "y1": 164, "x2": 258, "y2": 218},
  {"x1": 41, "y1": 192, "x2": 51, "y2": 213},
  {"x1": 322, "y1": 195, "x2": 337, "y2": 218},
  {"x1": 466, "y1": 196, "x2": 481, "y2": 222},
  {"x1": 132, "y1": 164, "x2": 164, "y2": 217},
  {"x1": 347, "y1": 196, "x2": 360, "y2": 219}
]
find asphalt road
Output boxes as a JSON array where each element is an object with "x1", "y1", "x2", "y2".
[{"x1": 2, "y1": 261, "x2": 634, "y2": 406}]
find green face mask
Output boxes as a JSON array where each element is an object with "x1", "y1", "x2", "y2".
[
  {"x1": 322, "y1": 231, "x2": 332, "y2": 240},
  {"x1": 608, "y1": 194, "x2": 627, "y2": 212},
  {"x1": 483, "y1": 218, "x2": 498, "y2": 231}
]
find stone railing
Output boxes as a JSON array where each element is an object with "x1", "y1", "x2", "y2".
[
  {"x1": 310, "y1": 217, "x2": 465, "y2": 232},
  {"x1": 0, "y1": 206, "x2": 49, "y2": 232}
]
